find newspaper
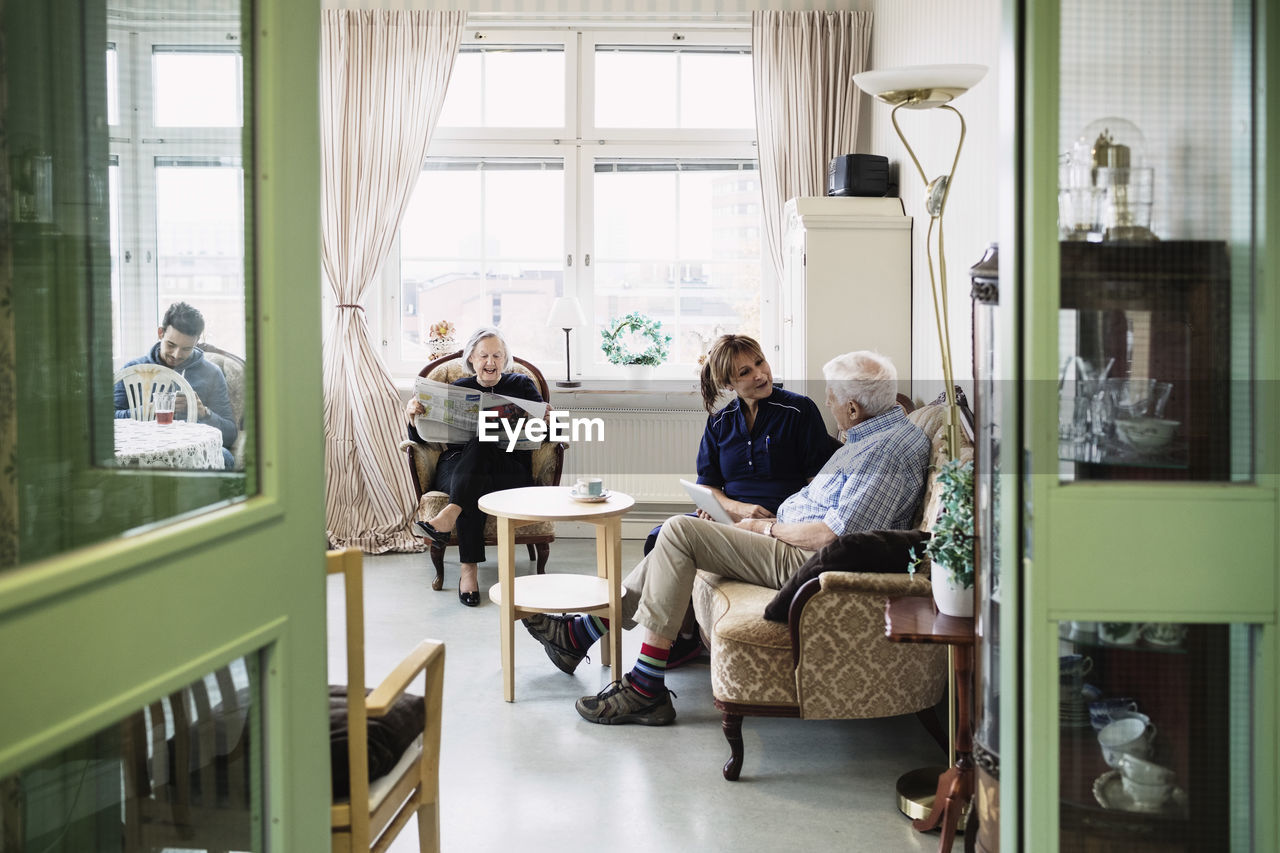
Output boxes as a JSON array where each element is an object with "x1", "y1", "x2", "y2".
[{"x1": 412, "y1": 376, "x2": 546, "y2": 451}]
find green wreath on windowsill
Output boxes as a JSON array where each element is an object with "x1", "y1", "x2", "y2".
[{"x1": 600, "y1": 312, "x2": 672, "y2": 367}]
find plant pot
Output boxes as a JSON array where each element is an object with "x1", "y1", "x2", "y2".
[
  {"x1": 428, "y1": 338, "x2": 456, "y2": 359},
  {"x1": 932, "y1": 563, "x2": 974, "y2": 617},
  {"x1": 622, "y1": 364, "x2": 655, "y2": 380}
]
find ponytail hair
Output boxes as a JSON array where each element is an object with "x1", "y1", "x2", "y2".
[{"x1": 699, "y1": 334, "x2": 767, "y2": 413}]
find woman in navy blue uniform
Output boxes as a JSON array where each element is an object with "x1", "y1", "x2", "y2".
[
  {"x1": 693, "y1": 335, "x2": 837, "y2": 523},
  {"x1": 647, "y1": 335, "x2": 836, "y2": 664},
  {"x1": 406, "y1": 326, "x2": 546, "y2": 607}
]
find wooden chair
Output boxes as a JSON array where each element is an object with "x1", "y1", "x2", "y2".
[
  {"x1": 328, "y1": 548, "x2": 445, "y2": 853},
  {"x1": 119, "y1": 664, "x2": 254, "y2": 852},
  {"x1": 114, "y1": 364, "x2": 198, "y2": 422},
  {"x1": 199, "y1": 341, "x2": 248, "y2": 469},
  {"x1": 399, "y1": 352, "x2": 567, "y2": 591}
]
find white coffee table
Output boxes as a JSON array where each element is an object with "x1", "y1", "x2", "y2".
[{"x1": 478, "y1": 486, "x2": 635, "y2": 702}]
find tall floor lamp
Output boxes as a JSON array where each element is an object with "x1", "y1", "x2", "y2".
[
  {"x1": 853, "y1": 63, "x2": 987, "y2": 459},
  {"x1": 547, "y1": 296, "x2": 587, "y2": 388}
]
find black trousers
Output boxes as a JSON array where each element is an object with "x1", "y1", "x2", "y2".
[{"x1": 432, "y1": 437, "x2": 533, "y2": 564}]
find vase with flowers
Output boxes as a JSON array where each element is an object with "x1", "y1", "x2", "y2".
[{"x1": 427, "y1": 319, "x2": 457, "y2": 359}]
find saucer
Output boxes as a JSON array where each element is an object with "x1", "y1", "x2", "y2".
[
  {"x1": 1092, "y1": 770, "x2": 1187, "y2": 817},
  {"x1": 569, "y1": 489, "x2": 610, "y2": 503}
]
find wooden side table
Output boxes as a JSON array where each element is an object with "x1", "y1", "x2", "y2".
[
  {"x1": 885, "y1": 595, "x2": 976, "y2": 853},
  {"x1": 478, "y1": 486, "x2": 635, "y2": 702}
]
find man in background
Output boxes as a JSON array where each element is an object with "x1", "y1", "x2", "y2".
[{"x1": 114, "y1": 301, "x2": 238, "y2": 469}]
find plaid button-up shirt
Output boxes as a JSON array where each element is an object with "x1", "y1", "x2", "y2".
[{"x1": 776, "y1": 406, "x2": 930, "y2": 536}]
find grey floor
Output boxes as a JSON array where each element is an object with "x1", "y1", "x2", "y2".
[{"x1": 328, "y1": 537, "x2": 961, "y2": 853}]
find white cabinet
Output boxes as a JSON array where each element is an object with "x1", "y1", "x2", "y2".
[{"x1": 780, "y1": 196, "x2": 912, "y2": 433}]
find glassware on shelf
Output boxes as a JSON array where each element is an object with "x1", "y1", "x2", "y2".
[{"x1": 1065, "y1": 117, "x2": 1158, "y2": 242}]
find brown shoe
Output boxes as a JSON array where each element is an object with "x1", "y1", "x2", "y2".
[
  {"x1": 575, "y1": 676, "x2": 676, "y2": 726},
  {"x1": 522, "y1": 613, "x2": 587, "y2": 675}
]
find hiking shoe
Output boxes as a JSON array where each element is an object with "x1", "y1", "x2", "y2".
[
  {"x1": 575, "y1": 676, "x2": 677, "y2": 726},
  {"x1": 522, "y1": 613, "x2": 587, "y2": 675}
]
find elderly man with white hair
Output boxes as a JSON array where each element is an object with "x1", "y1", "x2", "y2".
[{"x1": 523, "y1": 350, "x2": 931, "y2": 726}]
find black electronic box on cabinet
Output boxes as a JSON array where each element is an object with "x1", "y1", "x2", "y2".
[{"x1": 827, "y1": 153, "x2": 889, "y2": 197}]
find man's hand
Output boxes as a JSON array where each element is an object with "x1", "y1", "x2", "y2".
[
  {"x1": 734, "y1": 518, "x2": 772, "y2": 535},
  {"x1": 174, "y1": 392, "x2": 208, "y2": 419}
]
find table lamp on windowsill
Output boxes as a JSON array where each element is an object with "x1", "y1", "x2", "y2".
[
  {"x1": 547, "y1": 296, "x2": 587, "y2": 388},
  {"x1": 853, "y1": 63, "x2": 988, "y2": 459}
]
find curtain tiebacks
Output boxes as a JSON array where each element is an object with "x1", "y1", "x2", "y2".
[{"x1": 336, "y1": 304, "x2": 364, "y2": 311}]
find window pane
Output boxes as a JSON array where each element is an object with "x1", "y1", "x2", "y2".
[
  {"x1": 592, "y1": 160, "x2": 761, "y2": 367},
  {"x1": 108, "y1": 160, "x2": 122, "y2": 361},
  {"x1": 154, "y1": 159, "x2": 246, "y2": 354},
  {"x1": 152, "y1": 49, "x2": 242, "y2": 127},
  {"x1": 1057, "y1": 621, "x2": 1253, "y2": 851},
  {"x1": 106, "y1": 44, "x2": 119, "y2": 126},
  {"x1": 399, "y1": 159, "x2": 565, "y2": 367},
  {"x1": 437, "y1": 46, "x2": 564, "y2": 128},
  {"x1": 595, "y1": 50, "x2": 677, "y2": 127},
  {"x1": 679, "y1": 51, "x2": 754, "y2": 129},
  {"x1": 1056, "y1": 0, "x2": 1252, "y2": 483},
  {"x1": 595, "y1": 47, "x2": 753, "y2": 129},
  {"x1": 0, "y1": 655, "x2": 261, "y2": 851}
]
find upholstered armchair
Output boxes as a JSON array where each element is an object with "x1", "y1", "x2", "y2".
[
  {"x1": 399, "y1": 352, "x2": 567, "y2": 592},
  {"x1": 198, "y1": 341, "x2": 247, "y2": 469},
  {"x1": 691, "y1": 399, "x2": 973, "y2": 781}
]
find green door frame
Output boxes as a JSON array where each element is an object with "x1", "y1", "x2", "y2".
[{"x1": 0, "y1": 1, "x2": 327, "y2": 849}]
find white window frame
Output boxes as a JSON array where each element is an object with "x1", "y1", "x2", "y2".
[
  {"x1": 108, "y1": 16, "x2": 244, "y2": 363},
  {"x1": 378, "y1": 22, "x2": 767, "y2": 383}
]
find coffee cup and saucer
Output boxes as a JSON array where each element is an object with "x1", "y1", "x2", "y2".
[{"x1": 569, "y1": 477, "x2": 609, "y2": 502}]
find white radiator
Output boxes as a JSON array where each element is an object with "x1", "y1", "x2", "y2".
[{"x1": 561, "y1": 408, "x2": 706, "y2": 504}]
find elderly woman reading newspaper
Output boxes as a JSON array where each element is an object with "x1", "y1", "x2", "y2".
[{"x1": 404, "y1": 326, "x2": 547, "y2": 607}]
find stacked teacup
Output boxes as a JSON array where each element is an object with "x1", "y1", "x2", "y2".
[
  {"x1": 1097, "y1": 715, "x2": 1156, "y2": 767},
  {"x1": 1116, "y1": 753, "x2": 1177, "y2": 812},
  {"x1": 1058, "y1": 654, "x2": 1093, "y2": 726}
]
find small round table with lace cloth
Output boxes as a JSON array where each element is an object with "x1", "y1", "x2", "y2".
[{"x1": 113, "y1": 419, "x2": 225, "y2": 469}]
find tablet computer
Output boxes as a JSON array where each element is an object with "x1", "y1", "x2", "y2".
[{"x1": 679, "y1": 479, "x2": 734, "y2": 524}]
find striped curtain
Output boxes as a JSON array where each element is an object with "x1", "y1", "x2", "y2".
[
  {"x1": 321, "y1": 10, "x2": 465, "y2": 552},
  {"x1": 753, "y1": 10, "x2": 871, "y2": 286}
]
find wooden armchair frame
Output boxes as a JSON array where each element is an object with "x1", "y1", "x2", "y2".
[{"x1": 328, "y1": 548, "x2": 445, "y2": 853}]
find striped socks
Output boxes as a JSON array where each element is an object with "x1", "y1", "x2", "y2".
[
  {"x1": 567, "y1": 614, "x2": 608, "y2": 651},
  {"x1": 628, "y1": 642, "x2": 671, "y2": 698}
]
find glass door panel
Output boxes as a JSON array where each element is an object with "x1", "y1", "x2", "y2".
[
  {"x1": 0, "y1": 654, "x2": 262, "y2": 851},
  {"x1": 1049, "y1": 0, "x2": 1261, "y2": 851}
]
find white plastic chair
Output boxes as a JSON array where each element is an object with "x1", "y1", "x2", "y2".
[{"x1": 114, "y1": 364, "x2": 198, "y2": 422}]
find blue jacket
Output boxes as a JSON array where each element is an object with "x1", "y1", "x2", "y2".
[{"x1": 114, "y1": 343, "x2": 238, "y2": 448}]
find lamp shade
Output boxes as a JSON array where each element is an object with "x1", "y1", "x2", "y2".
[
  {"x1": 853, "y1": 64, "x2": 987, "y2": 110},
  {"x1": 547, "y1": 296, "x2": 587, "y2": 329}
]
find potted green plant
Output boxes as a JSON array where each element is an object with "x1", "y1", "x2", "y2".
[
  {"x1": 917, "y1": 458, "x2": 975, "y2": 617},
  {"x1": 600, "y1": 311, "x2": 671, "y2": 378}
]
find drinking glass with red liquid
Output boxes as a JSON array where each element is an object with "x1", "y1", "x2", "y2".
[{"x1": 154, "y1": 390, "x2": 176, "y2": 424}]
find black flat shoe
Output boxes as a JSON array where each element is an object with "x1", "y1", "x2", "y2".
[
  {"x1": 458, "y1": 589, "x2": 480, "y2": 607},
  {"x1": 414, "y1": 520, "x2": 453, "y2": 548}
]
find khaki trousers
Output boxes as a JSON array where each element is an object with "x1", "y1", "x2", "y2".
[{"x1": 620, "y1": 514, "x2": 815, "y2": 640}]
